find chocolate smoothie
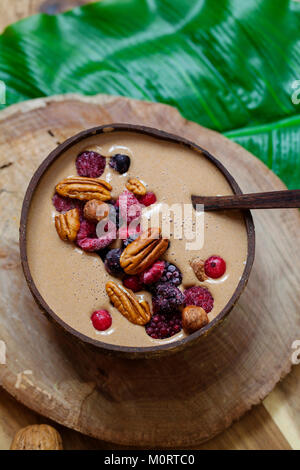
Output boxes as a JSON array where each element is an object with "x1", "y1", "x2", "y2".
[{"x1": 26, "y1": 131, "x2": 248, "y2": 347}]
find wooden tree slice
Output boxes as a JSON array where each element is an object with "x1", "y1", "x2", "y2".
[{"x1": 0, "y1": 94, "x2": 299, "y2": 448}]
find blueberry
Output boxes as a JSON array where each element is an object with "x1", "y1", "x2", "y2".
[
  {"x1": 109, "y1": 154, "x2": 130, "y2": 174},
  {"x1": 104, "y1": 248, "x2": 123, "y2": 275},
  {"x1": 123, "y1": 234, "x2": 139, "y2": 247}
]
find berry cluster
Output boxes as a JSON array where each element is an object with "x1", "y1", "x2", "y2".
[{"x1": 52, "y1": 150, "x2": 222, "y2": 337}]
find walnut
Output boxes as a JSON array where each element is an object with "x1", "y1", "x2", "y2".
[
  {"x1": 10, "y1": 424, "x2": 63, "y2": 450},
  {"x1": 126, "y1": 177, "x2": 147, "y2": 196}
]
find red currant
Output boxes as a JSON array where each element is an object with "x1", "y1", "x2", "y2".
[{"x1": 204, "y1": 256, "x2": 226, "y2": 279}]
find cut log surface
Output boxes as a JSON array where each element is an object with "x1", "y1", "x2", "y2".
[{"x1": 0, "y1": 94, "x2": 299, "y2": 448}]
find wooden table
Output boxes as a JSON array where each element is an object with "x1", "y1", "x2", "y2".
[{"x1": 0, "y1": 0, "x2": 299, "y2": 451}]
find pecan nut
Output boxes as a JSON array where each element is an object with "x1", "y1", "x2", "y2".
[
  {"x1": 126, "y1": 177, "x2": 147, "y2": 196},
  {"x1": 55, "y1": 208, "x2": 80, "y2": 242},
  {"x1": 56, "y1": 176, "x2": 112, "y2": 201},
  {"x1": 106, "y1": 281, "x2": 151, "y2": 325},
  {"x1": 120, "y1": 228, "x2": 169, "y2": 275},
  {"x1": 182, "y1": 306, "x2": 209, "y2": 334},
  {"x1": 190, "y1": 257, "x2": 207, "y2": 282}
]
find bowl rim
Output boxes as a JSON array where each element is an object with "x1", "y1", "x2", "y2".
[{"x1": 19, "y1": 123, "x2": 255, "y2": 357}]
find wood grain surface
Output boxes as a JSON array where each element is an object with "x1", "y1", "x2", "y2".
[
  {"x1": 0, "y1": 1, "x2": 299, "y2": 451},
  {"x1": 0, "y1": 94, "x2": 299, "y2": 450},
  {"x1": 0, "y1": 0, "x2": 92, "y2": 32}
]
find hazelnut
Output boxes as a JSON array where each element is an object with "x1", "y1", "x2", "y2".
[
  {"x1": 182, "y1": 305, "x2": 209, "y2": 334},
  {"x1": 190, "y1": 257, "x2": 207, "y2": 282},
  {"x1": 10, "y1": 424, "x2": 63, "y2": 450},
  {"x1": 84, "y1": 199, "x2": 110, "y2": 222}
]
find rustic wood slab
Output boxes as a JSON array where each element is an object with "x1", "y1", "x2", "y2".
[
  {"x1": 0, "y1": 0, "x2": 92, "y2": 32},
  {"x1": 0, "y1": 94, "x2": 299, "y2": 448}
]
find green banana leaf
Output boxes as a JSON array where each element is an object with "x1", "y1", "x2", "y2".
[{"x1": 0, "y1": 0, "x2": 299, "y2": 188}]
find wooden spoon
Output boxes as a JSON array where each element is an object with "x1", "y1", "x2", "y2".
[{"x1": 192, "y1": 190, "x2": 300, "y2": 211}]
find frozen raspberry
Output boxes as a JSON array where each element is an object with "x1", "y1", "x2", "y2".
[
  {"x1": 123, "y1": 275, "x2": 143, "y2": 292},
  {"x1": 145, "y1": 311, "x2": 182, "y2": 339},
  {"x1": 138, "y1": 191, "x2": 157, "y2": 207},
  {"x1": 52, "y1": 193, "x2": 83, "y2": 213},
  {"x1": 118, "y1": 225, "x2": 140, "y2": 241},
  {"x1": 140, "y1": 261, "x2": 165, "y2": 285},
  {"x1": 204, "y1": 256, "x2": 226, "y2": 279},
  {"x1": 116, "y1": 189, "x2": 142, "y2": 225},
  {"x1": 160, "y1": 262, "x2": 182, "y2": 286},
  {"x1": 104, "y1": 248, "x2": 123, "y2": 275},
  {"x1": 76, "y1": 151, "x2": 106, "y2": 178},
  {"x1": 91, "y1": 310, "x2": 112, "y2": 331},
  {"x1": 76, "y1": 219, "x2": 114, "y2": 252},
  {"x1": 152, "y1": 283, "x2": 184, "y2": 314},
  {"x1": 184, "y1": 286, "x2": 214, "y2": 313},
  {"x1": 109, "y1": 154, "x2": 130, "y2": 174}
]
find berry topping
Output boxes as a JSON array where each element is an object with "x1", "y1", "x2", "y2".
[
  {"x1": 52, "y1": 193, "x2": 82, "y2": 213},
  {"x1": 145, "y1": 311, "x2": 182, "y2": 339},
  {"x1": 118, "y1": 225, "x2": 140, "y2": 241},
  {"x1": 152, "y1": 283, "x2": 184, "y2": 314},
  {"x1": 122, "y1": 233, "x2": 140, "y2": 247},
  {"x1": 76, "y1": 151, "x2": 106, "y2": 178},
  {"x1": 109, "y1": 154, "x2": 131, "y2": 174},
  {"x1": 123, "y1": 275, "x2": 143, "y2": 292},
  {"x1": 140, "y1": 261, "x2": 165, "y2": 285},
  {"x1": 76, "y1": 219, "x2": 115, "y2": 252},
  {"x1": 204, "y1": 256, "x2": 226, "y2": 279},
  {"x1": 138, "y1": 191, "x2": 157, "y2": 207},
  {"x1": 91, "y1": 310, "x2": 112, "y2": 331},
  {"x1": 116, "y1": 189, "x2": 142, "y2": 225},
  {"x1": 184, "y1": 286, "x2": 214, "y2": 313},
  {"x1": 104, "y1": 248, "x2": 123, "y2": 275},
  {"x1": 160, "y1": 262, "x2": 182, "y2": 286}
]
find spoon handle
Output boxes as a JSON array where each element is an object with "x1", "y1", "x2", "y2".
[{"x1": 192, "y1": 190, "x2": 300, "y2": 211}]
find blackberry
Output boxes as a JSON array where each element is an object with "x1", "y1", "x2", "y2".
[
  {"x1": 145, "y1": 311, "x2": 182, "y2": 339},
  {"x1": 152, "y1": 282, "x2": 184, "y2": 314}
]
